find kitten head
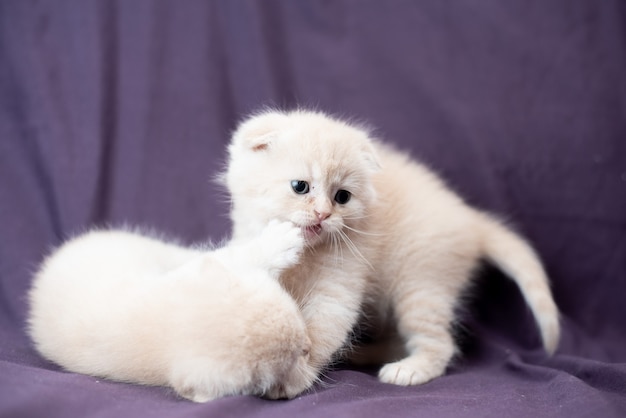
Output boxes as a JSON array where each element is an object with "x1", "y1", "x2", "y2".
[{"x1": 225, "y1": 110, "x2": 380, "y2": 247}]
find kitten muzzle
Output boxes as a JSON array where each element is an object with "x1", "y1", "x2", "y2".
[{"x1": 303, "y1": 224, "x2": 323, "y2": 241}]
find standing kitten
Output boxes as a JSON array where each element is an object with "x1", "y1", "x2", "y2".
[
  {"x1": 224, "y1": 110, "x2": 560, "y2": 394},
  {"x1": 28, "y1": 221, "x2": 313, "y2": 402}
]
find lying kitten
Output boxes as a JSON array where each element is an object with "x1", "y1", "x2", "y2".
[
  {"x1": 224, "y1": 110, "x2": 560, "y2": 394},
  {"x1": 28, "y1": 221, "x2": 313, "y2": 402}
]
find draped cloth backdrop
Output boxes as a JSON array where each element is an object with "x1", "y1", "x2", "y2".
[{"x1": 0, "y1": 1, "x2": 625, "y2": 417}]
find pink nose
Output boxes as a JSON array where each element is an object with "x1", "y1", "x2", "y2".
[{"x1": 315, "y1": 210, "x2": 331, "y2": 221}]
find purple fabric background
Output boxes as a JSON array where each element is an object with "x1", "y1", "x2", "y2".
[{"x1": 1, "y1": 1, "x2": 625, "y2": 417}]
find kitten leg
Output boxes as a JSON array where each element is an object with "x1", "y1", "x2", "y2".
[
  {"x1": 303, "y1": 278, "x2": 363, "y2": 370},
  {"x1": 266, "y1": 270, "x2": 366, "y2": 399},
  {"x1": 220, "y1": 221, "x2": 304, "y2": 278},
  {"x1": 378, "y1": 284, "x2": 460, "y2": 386},
  {"x1": 256, "y1": 220, "x2": 305, "y2": 276}
]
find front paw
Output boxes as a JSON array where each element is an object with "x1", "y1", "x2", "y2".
[
  {"x1": 261, "y1": 221, "x2": 305, "y2": 273},
  {"x1": 378, "y1": 357, "x2": 445, "y2": 386}
]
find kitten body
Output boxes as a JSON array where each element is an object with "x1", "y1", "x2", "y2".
[
  {"x1": 28, "y1": 221, "x2": 312, "y2": 402},
  {"x1": 225, "y1": 110, "x2": 560, "y2": 393}
]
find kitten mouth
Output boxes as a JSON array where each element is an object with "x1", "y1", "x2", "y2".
[{"x1": 303, "y1": 224, "x2": 323, "y2": 241}]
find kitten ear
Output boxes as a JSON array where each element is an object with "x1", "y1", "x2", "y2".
[
  {"x1": 231, "y1": 111, "x2": 289, "y2": 152},
  {"x1": 362, "y1": 141, "x2": 382, "y2": 173}
]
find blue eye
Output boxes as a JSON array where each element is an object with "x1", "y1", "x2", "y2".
[
  {"x1": 291, "y1": 180, "x2": 310, "y2": 194},
  {"x1": 334, "y1": 190, "x2": 351, "y2": 204}
]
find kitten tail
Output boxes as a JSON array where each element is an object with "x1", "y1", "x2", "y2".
[{"x1": 478, "y1": 214, "x2": 560, "y2": 354}]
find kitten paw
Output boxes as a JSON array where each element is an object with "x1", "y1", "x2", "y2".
[
  {"x1": 378, "y1": 357, "x2": 445, "y2": 386},
  {"x1": 261, "y1": 220, "x2": 305, "y2": 273},
  {"x1": 175, "y1": 385, "x2": 214, "y2": 403},
  {"x1": 171, "y1": 374, "x2": 218, "y2": 403}
]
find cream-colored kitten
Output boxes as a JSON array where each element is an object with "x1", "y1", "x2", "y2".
[
  {"x1": 224, "y1": 110, "x2": 560, "y2": 395},
  {"x1": 28, "y1": 221, "x2": 313, "y2": 402}
]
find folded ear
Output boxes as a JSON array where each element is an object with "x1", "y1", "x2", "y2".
[
  {"x1": 362, "y1": 142, "x2": 381, "y2": 173},
  {"x1": 231, "y1": 111, "x2": 289, "y2": 152}
]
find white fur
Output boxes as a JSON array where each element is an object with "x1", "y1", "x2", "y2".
[
  {"x1": 28, "y1": 221, "x2": 312, "y2": 402},
  {"x1": 225, "y1": 109, "x2": 560, "y2": 394}
]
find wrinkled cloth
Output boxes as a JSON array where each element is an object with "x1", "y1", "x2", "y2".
[{"x1": 1, "y1": 1, "x2": 625, "y2": 417}]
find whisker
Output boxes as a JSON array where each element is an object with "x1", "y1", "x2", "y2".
[
  {"x1": 342, "y1": 224, "x2": 386, "y2": 237},
  {"x1": 305, "y1": 236, "x2": 318, "y2": 255},
  {"x1": 342, "y1": 214, "x2": 373, "y2": 221},
  {"x1": 297, "y1": 281, "x2": 322, "y2": 310},
  {"x1": 336, "y1": 229, "x2": 374, "y2": 271},
  {"x1": 330, "y1": 233, "x2": 336, "y2": 257},
  {"x1": 328, "y1": 233, "x2": 336, "y2": 265},
  {"x1": 333, "y1": 233, "x2": 344, "y2": 268}
]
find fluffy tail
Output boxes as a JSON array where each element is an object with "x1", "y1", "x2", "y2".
[{"x1": 478, "y1": 214, "x2": 560, "y2": 354}]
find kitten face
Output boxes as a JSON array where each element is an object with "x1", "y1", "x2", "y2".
[
  {"x1": 226, "y1": 110, "x2": 379, "y2": 247},
  {"x1": 281, "y1": 152, "x2": 368, "y2": 246}
]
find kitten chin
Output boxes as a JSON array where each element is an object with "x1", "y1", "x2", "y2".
[
  {"x1": 28, "y1": 221, "x2": 315, "y2": 402},
  {"x1": 225, "y1": 109, "x2": 560, "y2": 392}
]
